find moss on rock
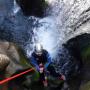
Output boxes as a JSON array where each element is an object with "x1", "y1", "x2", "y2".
[
  {"x1": 80, "y1": 81, "x2": 90, "y2": 90},
  {"x1": 81, "y1": 45, "x2": 90, "y2": 63}
]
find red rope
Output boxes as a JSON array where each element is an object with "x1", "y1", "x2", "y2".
[{"x1": 0, "y1": 68, "x2": 34, "y2": 85}]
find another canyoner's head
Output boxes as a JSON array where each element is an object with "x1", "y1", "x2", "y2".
[{"x1": 34, "y1": 43, "x2": 43, "y2": 56}]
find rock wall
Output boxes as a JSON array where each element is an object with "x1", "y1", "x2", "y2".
[
  {"x1": 0, "y1": 41, "x2": 29, "y2": 76},
  {"x1": 65, "y1": 33, "x2": 90, "y2": 90},
  {"x1": 16, "y1": 0, "x2": 46, "y2": 17}
]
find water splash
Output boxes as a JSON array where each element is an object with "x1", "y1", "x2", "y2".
[
  {"x1": 13, "y1": 0, "x2": 20, "y2": 15},
  {"x1": 0, "y1": 0, "x2": 89, "y2": 75},
  {"x1": 31, "y1": 17, "x2": 64, "y2": 58},
  {"x1": 1, "y1": 0, "x2": 90, "y2": 59},
  {"x1": 25, "y1": 0, "x2": 90, "y2": 59}
]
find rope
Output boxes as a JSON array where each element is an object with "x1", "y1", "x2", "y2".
[{"x1": 0, "y1": 68, "x2": 34, "y2": 85}]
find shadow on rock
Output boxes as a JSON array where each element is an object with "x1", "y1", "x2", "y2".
[{"x1": 16, "y1": 0, "x2": 47, "y2": 17}]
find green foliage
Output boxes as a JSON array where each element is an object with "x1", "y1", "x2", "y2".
[
  {"x1": 43, "y1": 0, "x2": 49, "y2": 9},
  {"x1": 31, "y1": 71, "x2": 40, "y2": 82}
]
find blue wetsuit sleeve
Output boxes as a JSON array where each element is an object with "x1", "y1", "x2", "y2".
[
  {"x1": 30, "y1": 55, "x2": 39, "y2": 71},
  {"x1": 44, "y1": 53, "x2": 51, "y2": 69}
]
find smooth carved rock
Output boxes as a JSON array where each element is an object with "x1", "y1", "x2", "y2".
[
  {"x1": 0, "y1": 41, "x2": 23, "y2": 75},
  {"x1": 0, "y1": 54, "x2": 10, "y2": 71}
]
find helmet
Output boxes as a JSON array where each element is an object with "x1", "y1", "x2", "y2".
[{"x1": 34, "y1": 43, "x2": 43, "y2": 55}]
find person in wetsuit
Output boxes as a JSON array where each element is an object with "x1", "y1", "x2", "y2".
[{"x1": 30, "y1": 43, "x2": 65, "y2": 86}]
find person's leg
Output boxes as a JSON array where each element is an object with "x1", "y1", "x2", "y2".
[
  {"x1": 47, "y1": 64, "x2": 60, "y2": 77},
  {"x1": 39, "y1": 73, "x2": 45, "y2": 81},
  {"x1": 61, "y1": 81, "x2": 70, "y2": 90},
  {"x1": 39, "y1": 72, "x2": 48, "y2": 87}
]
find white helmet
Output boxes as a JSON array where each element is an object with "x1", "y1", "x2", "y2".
[{"x1": 34, "y1": 43, "x2": 43, "y2": 55}]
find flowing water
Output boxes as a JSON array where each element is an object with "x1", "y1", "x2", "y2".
[
  {"x1": 24, "y1": 0, "x2": 90, "y2": 58},
  {"x1": 0, "y1": 0, "x2": 90, "y2": 74}
]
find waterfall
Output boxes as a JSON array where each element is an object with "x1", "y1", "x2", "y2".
[
  {"x1": 0, "y1": 0, "x2": 90, "y2": 76},
  {"x1": 25, "y1": 0, "x2": 90, "y2": 59},
  {"x1": 0, "y1": 0, "x2": 90, "y2": 66},
  {"x1": 13, "y1": 0, "x2": 20, "y2": 15}
]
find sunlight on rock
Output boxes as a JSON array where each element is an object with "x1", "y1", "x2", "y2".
[{"x1": 0, "y1": 54, "x2": 10, "y2": 70}]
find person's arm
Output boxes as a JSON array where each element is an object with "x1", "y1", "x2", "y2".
[
  {"x1": 44, "y1": 52, "x2": 51, "y2": 69},
  {"x1": 30, "y1": 55, "x2": 40, "y2": 71}
]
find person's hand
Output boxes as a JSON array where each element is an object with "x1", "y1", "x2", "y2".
[
  {"x1": 58, "y1": 74, "x2": 66, "y2": 80},
  {"x1": 39, "y1": 67, "x2": 44, "y2": 73},
  {"x1": 61, "y1": 75, "x2": 66, "y2": 80},
  {"x1": 39, "y1": 63, "x2": 44, "y2": 73}
]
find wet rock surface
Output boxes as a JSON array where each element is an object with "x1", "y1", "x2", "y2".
[
  {"x1": 0, "y1": 41, "x2": 24, "y2": 76},
  {"x1": 16, "y1": 0, "x2": 46, "y2": 17},
  {"x1": 65, "y1": 33, "x2": 90, "y2": 90},
  {"x1": 0, "y1": 41, "x2": 33, "y2": 90},
  {"x1": 0, "y1": 0, "x2": 90, "y2": 90}
]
